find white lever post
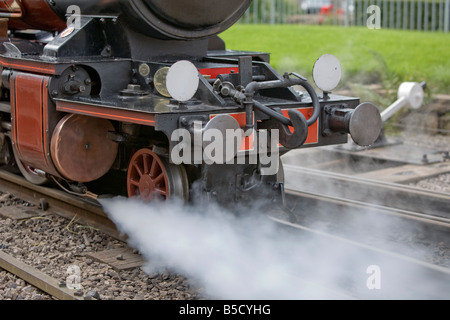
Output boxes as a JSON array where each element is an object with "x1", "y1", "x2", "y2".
[{"x1": 380, "y1": 82, "x2": 424, "y2": 122}]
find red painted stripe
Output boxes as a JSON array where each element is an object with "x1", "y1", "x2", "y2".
[
  {"x1": 0, "y1": 57, "x2": 55, "y2": 74},
  {"x1": 199, "y1": 67, "x2": 239, "y2": 79},
  {"x1": 56, "y1": 104, "x2": 156, "y2": 126}
]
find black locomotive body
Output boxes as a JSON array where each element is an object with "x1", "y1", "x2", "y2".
[{"x1": 0, "y1": 0, "x2": 382, "y2": 209}]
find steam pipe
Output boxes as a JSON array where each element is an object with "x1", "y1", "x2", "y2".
[
  {"x1": 253, "y1": 100, "x2": 292, "y2": 126},
  {"x1": 244, "y1": 74, "x2": 321, "y2": 127}
]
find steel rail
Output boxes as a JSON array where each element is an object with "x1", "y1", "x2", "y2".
[
  {"x1": 283, "y1": 164, "x2": 450, "y2": 222},
  {"x1": 0, "y1": 169, "x2": 121, "y2": 240},
  {"x1": 0, "y1": 250, "x2": 83, "y2": 300},
  {"x1": 0, "y1": 166, "x2": 449, "y2": 299},
  {"x1": 285, "y1": 188, "x2": 450, "y2": 229},
  {"x1": 0, "y1": 169, "x2": 122, "y2": 300},
  {"x1": 269, "y1": 216, "x2": 450, "y2": 299},
  {"x1": 280, "y1": 170, "x2": 450, "y2": 298}
]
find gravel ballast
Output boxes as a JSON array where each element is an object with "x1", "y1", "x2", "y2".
[
  {"x1": 0, "y1": 132, "x2": 448, "y2": 300},
  {"x1": 0, "y1": 193, "x2": 203, "y2": 300}
]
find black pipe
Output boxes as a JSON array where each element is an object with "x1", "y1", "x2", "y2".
[
  {"x1": 253, "y1": 100, "x2": 292, "y2": 126},
  {"x1": 244, "y1": 75, "x2": 320, "y2": 127}
]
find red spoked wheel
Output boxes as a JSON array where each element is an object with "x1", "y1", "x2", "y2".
[{"x1": 127, "y1": 148, "x2": 189, "y2": 202}]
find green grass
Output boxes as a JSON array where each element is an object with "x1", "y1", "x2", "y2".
[{"x1": 219, "y1": 25, "x2": 450, "y2": 94}]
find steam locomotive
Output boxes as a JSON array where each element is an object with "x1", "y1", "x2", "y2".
[{"x1": 0, "y1": 0, "x2": 382, "y2": 208}]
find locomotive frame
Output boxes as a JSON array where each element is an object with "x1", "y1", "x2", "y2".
[{"x1": 0, "y1": 0, "x2": 382, "y2": 209}]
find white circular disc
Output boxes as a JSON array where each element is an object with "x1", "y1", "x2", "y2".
[
  {"x1": 312, "y1": 54, "x2": 342, "y2": 92},
  {"x1": 166, "y1": 60, "x2": 199, "y2": 102}
]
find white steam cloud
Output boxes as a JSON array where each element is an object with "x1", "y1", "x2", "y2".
[
  {"x1": 100, "y1": 197, "x2": 361, "y2": 299},
  {"x1": 100, "y1": 193, "x2": 449, "y2": 300}
]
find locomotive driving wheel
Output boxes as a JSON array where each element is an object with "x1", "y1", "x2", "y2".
[{"x1": 127, "y1": 148, "x2": 189, "y2": 202}]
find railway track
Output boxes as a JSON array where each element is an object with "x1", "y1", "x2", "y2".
[
  {"x1": 0, "y1": 168, "x2": 121, "y2": 240},
  {"x1": 283, "y1": 164, "x2": 450, "y2": 225},
  {"x1": 0, "y1": 250, "x2": 82, "y2": 300},
  {"x1": 278, "y1": 146, "x2": 450, "y2": 299},
  {"x1": 271, "y1": 216, "x2": 450, "y2": 299},
  {"x1": 0, "y1": 164, "x2": 449, "y2": 299},
  {"x1": 282, "y1": 164, "x2": 450, "y2": 267}
]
